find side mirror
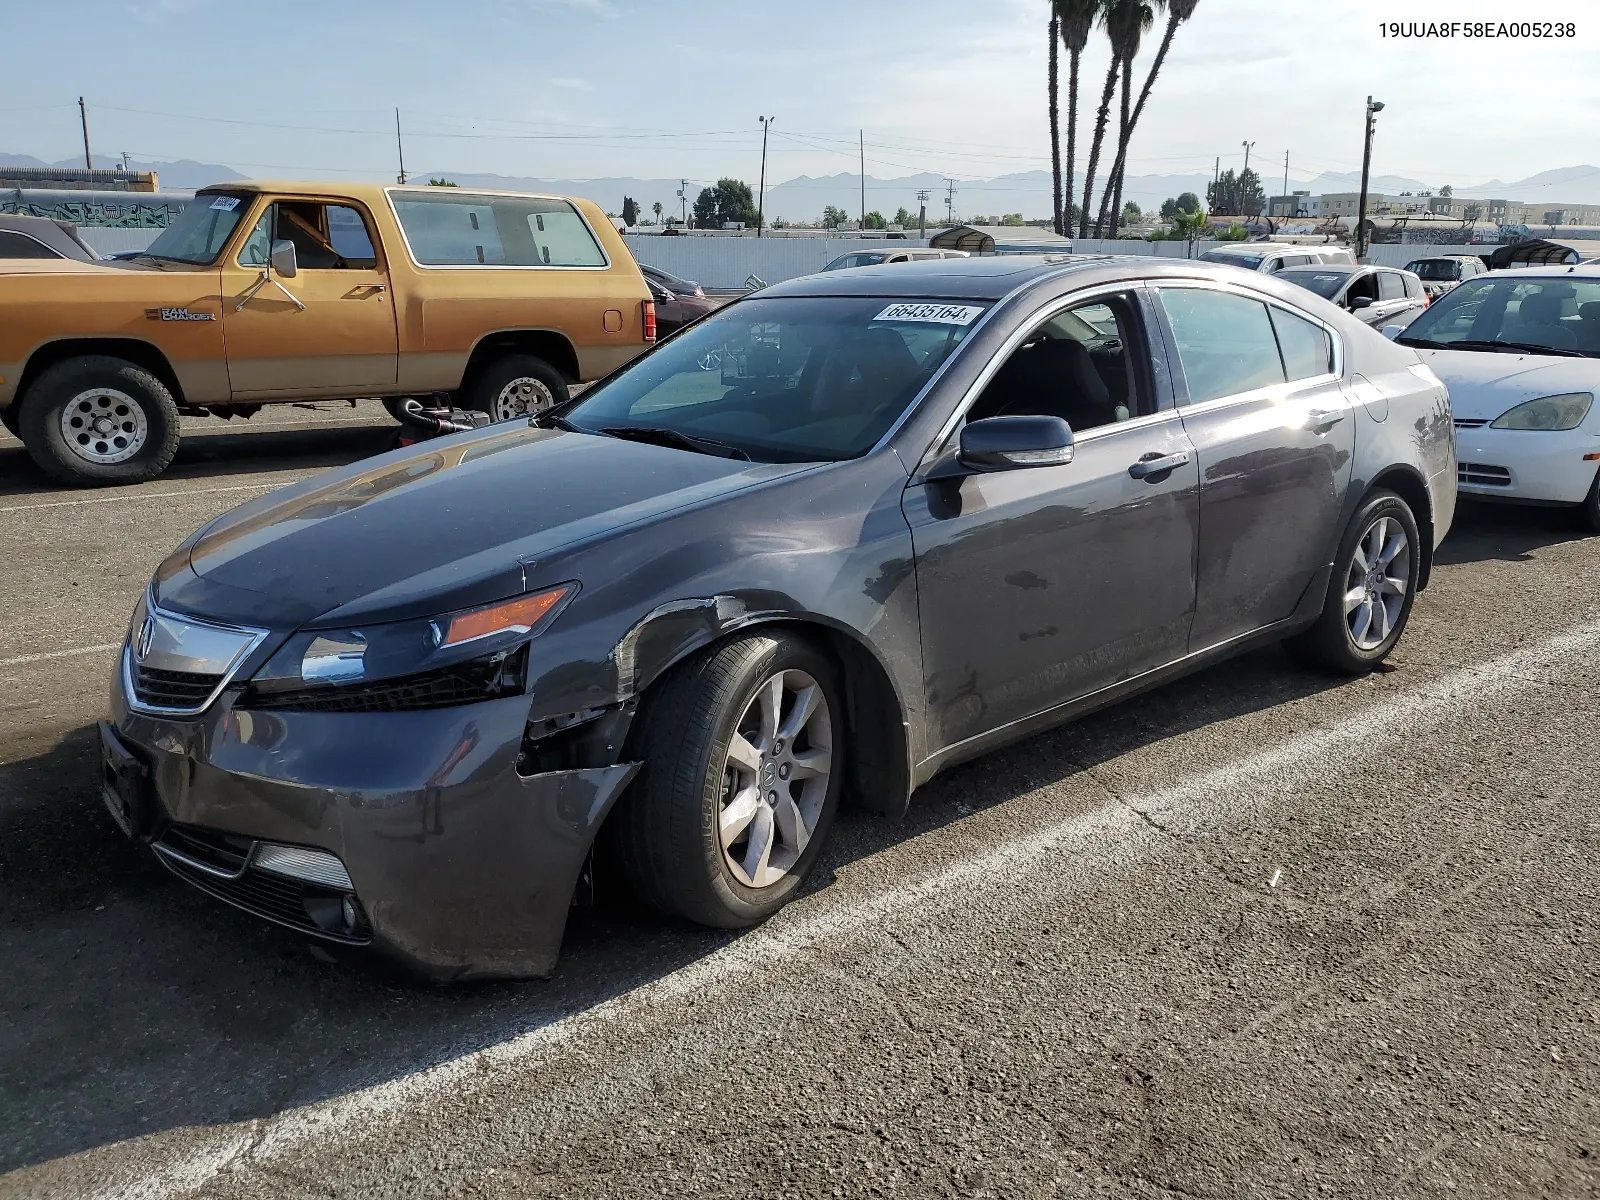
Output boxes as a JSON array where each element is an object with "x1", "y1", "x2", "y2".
[
  {"x1": 269, "y1": 239, "x2": 298, "y2": 278},
  {"x1": 1381, "y1": 324, "x2": 1405, "y2": 341},
  {"x1": 1348, "y1": 294, "x2": 1374, "y2": 311},
  {"x1": 958, "y1": 415, "x2": 1075, "y2": 472}
]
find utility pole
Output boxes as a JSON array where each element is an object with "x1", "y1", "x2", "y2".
[
  {"x1": 944, "y1": 178, "x2": 957, "y2": 226},
  {"x1": 1213, "y1": 155, "x2": 1220, "y2": 209},
  {"x1": 78, "y1": 97, "x2": 92, "y2": 171},
  {"x1": 1356, "y1": 96, "x2": 1385, "y2": 260},
  {"x1": 1241, "y1": 140, "x2": 1254, "y2": 175},
  {"x1": 756, "y1": 116, "x2": 773, "y2": 236},
  {"x1": 120, "y1": 151, "x2": 131, "y2": 173},
  {"x1": 394, "y1": 108, "x2": 407, "y2": 184},
  {"x1": 679, "y1": 179, "x2": 689, "y2": 226},
  {"x1": 1282, "y1": 151, "x2": 1290, "y2": 214},
  {"x1": 916, "y1": 188, "x2": 930, "y2": 240},
  {"x1": 859, "y1": 130, "x2": 866, "y2": 233}
]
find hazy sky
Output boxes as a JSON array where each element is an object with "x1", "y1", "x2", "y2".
[{"x1": 1, "y1": 0, "x2": 1594, "y2": 192}]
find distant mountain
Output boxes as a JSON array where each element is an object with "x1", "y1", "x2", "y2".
[
  {"x1": 1455, "y1": 165, "x2": 1600, "y2": 203},
  {"x1": 0, "y1": 154, "x2": 241, "y2": 191}
]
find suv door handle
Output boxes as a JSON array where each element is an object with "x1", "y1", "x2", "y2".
[
  {"x1": 1307, "y1": 408, "x2": 1345, "y2": 431},
  {"x1": 1128, "y1": 450, "x2": 1191, "y2": 479}
]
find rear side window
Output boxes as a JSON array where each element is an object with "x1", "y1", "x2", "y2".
[
  {"x1": 1378, "y1": 272, "x2": 1406, "y2": 300},
  {"x1": 1269, "y1": 307, "x2": 1334, "y2": 381},
  {"x1": 391, "y1": 192, "x2": 606, "y2": 267},
  {"x1": 1160, "y1": 288, "x2": 1286, "y2": 404}
]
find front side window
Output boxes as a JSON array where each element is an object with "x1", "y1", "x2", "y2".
[
  {"x1": 391, "y1": 192, "x2": 605, "y2": 267},
  {"x1": 966, "y1": 295, "x2": 1145, "y2": 432},
  {"x1": 1159, "y1": 288, "x2": 1285, "y2": 404},
  {"x1": 142, "y1": 193, "x2": 249, "y2": 265},
  {"x1": 565, "y1": 296, "x2": 986, "y2": 462},
  {"x1": 1399, "y1": 276, "x2": 1600, "y2": 356},
  {"x1": 240, "y1": 203, "x2": 379, "y2": 270}
]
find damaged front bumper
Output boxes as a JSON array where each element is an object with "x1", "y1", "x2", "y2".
[{"x1": 107, "y1": 679, "x2": 639, "y2": 980}]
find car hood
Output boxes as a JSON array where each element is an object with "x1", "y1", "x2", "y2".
[
  {"x1": 1414, "y1": 347, "x2": 1600, "y2": 421},
  {"x1": 173, "y1": 424, "x2": 812, "y2": 628}
]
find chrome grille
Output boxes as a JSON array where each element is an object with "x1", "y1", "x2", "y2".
[
  {"x1": 131, "y1": 664, "x2": 224, "y2": 710},
  {"x1": 1453, "y1": 417, "x2": 1490, "y2": 429},
  {"x1": 1459, "y1": 461, "x2": 1511, "y2": 486}
]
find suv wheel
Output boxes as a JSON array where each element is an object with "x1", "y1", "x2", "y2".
[
  {"x1": 611, "y1": 632, "x2": 843, "y2": 928},
  {"x1": 1286, "y1": 489, "x2": 1421, "y2": 674},
  {"x1": 467, "y1": 355, "x2": 569, "y2": 423},
  {"x1": 19, "y1": 356, "x2": 182, "y2": 486}
]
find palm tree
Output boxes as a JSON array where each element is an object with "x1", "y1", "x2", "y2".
[
  {"x1": 1104, "y1": 0, "x2": 1199, "y2": 237},
  {"x1": 1098, "y1": 0, "x2": 1157, "y2": 238},
  {"x1": 1049, "y1": 10, "x2": 1062, "y2": 236},
  {"x1": 652, "y1": 201, "x2": 664, "y2": 224},
  {"x1": 1077, "y1": 2, "x2": 1124, "y2": 238},
  {"x1": 1056, "y1": 0, "x2": 1100, "y2": 240}
]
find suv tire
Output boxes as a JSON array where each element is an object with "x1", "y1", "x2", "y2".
[
  {"x1": 19, "y1": 356, "x2": 182, "y2": 487},
  {"x1": 466, "y1": 355, "x2": 569, "y2": 423}
]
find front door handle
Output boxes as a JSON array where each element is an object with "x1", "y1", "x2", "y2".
[
  {"x1": 1307, "y1": 408, "x2": 1346, "y2": 431},
  {"x1": 344, "y1": 283, "x2": 386, "y2": 298},
  {"x1": 1128, "y1": 450, "x2": 1191, "y2": 479}
]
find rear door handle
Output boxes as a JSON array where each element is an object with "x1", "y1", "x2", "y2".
[{"x1": 1128, "y1": 450, "x2": 1191, "y2": 479}]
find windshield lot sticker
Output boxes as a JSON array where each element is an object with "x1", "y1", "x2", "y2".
[
  {"x1": 208, "y1": 195, "x2": 240, "y2": 211},
  {"x1": 875, "y1": 302, "x2": 984, "y2": 326}
]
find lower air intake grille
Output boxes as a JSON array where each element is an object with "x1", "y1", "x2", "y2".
[
  {"x1": 1459, "y1": 462, "x2": 1511, "y2": 486},
  {"x1": 132, "y1": 665, "x2": 223, "y2": 710},
  {"x1": 1453, "y1": 417, "x2": 1490, "y2": 429}
]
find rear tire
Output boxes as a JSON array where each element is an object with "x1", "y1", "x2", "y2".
[
  {"x1": 18, "y1": 356, "x2": 181, "y2": 486},
  {"x1": 611, "y1": 632, "x2": 844, "y2": 928},
  {"x1": 1285, "y1": 488, "x2": 1420, "y2": 675},
  {"x1": 0, "y1": 405, "x2": 19, "y2": 438},
  {"x1": 466, "y1": 355, "x2": 569, "y2": 423}
]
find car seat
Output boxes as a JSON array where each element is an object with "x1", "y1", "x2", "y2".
[
  {"x1": 986, "y1": 338, "x2": 1117, "y2": 430},
  {"x1": 1513, "y1": 293, "x2": 1578, "y2": 349}
]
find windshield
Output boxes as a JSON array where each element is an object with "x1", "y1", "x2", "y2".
[
  {"x1": 1278, "y1": 269, "x2": 1350, "y2": 299},
  {"x1": 141, "y1": 194, "x2": 250, "y2": 264},
  {"x1": 1399, "y1": 276, "x2": 1600, "y2": 356},
  {"x1": 564, "y1": 296, "x2": 988, "y2": 462},
  {"x1": 1199, "y1": 250, "x2": 1263, "y2": 269},
  {"x1": 822, "y1": 253, "x2": 887, "y2": 271},
  {"x1": 1405, "y1": 259, "x2": 1462, "y2": 281}
]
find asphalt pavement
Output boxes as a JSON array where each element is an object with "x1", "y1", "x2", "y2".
[{"x1": 1, "y1": 412, "x2": 1596, "y2": 1199}]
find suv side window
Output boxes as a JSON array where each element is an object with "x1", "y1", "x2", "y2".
[
  {"x1": 1159, "y1": 288, "x2": 1285, "y2": 405},
  {"x1": 1378, "y1": 271, "x2": 1406, "y2": 301},
  {"x1": 240, "y1": 203, "x2": 379, "y2": 270}
]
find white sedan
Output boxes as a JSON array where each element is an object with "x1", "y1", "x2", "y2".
[{"x1": 1389, "y1": 265, "x2": 1600, "y2": 531}]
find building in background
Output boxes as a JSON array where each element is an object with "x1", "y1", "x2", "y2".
[{"x1": 0, "y1": 166, "x2": 160, "y2": 192}]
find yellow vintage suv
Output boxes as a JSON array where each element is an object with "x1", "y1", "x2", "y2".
[{"x1": 0, "y1": 182, "x2": 655, "y2": 485}]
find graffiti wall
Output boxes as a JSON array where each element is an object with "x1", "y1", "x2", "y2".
[{"x1": 0, "y1": 190, "x2": 192, "y2": 227}]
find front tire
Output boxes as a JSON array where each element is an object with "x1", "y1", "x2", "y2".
[
  {"x1": 18, "y1": 356, "x2": 181, "y2": 486},
  {"x1": 466, "y1": 355, "x2": 569, "y2": 423},
  {"x1": 612, "y1": 632, "x2": 844, "y2": 928},
  {"x1": 1286, "y1": 488, "x2": 1420, "y2": 674},
  {"x1": 1579, "y1": 467, "x2": 1600, "y2": 534}
]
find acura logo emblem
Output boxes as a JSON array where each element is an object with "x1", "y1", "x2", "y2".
[{"x1": 136, "y1": 615, "x2": 156, "y2": 661}]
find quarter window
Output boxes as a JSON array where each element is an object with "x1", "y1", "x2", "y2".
[
  {"x1": 392, "y1": 192, "x2": 606, "y2": 267},
  {"x1": 1159, "y1": 288, "x2": 1285, "y2": 405},
  {"x1": 1269, "y1": 307, "x2": 1334, "y2": 381}
]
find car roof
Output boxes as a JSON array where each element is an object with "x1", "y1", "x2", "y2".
[
  {"x1": 1480, "y1": 264, "x2": 1600, "y2": 280},
  {"x1": 1279, "y1": 264, "x2": 1362, "y2": 276},
  {"x1": 765, "y1": 254, "x2": 1251, "y2": 302}
]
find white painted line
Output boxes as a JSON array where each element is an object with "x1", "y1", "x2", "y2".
[
  {"x1": 80, "y1": 618, "x2": 1600, "y2": 1200},
  {"x1": 0, "y1": 642, "x2": 121, "y2": 669},
  {"x1": 0, "y1": 481, "x2": 300, "y2": 515}
]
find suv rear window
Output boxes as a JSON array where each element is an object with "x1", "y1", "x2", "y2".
[{"x1": 391, "y1": 192, "x2": 606, "y2": 267}]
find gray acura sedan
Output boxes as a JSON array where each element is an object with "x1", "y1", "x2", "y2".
[{"x1": 102, "y1": 256, "x2": 1457, "y2": 979}]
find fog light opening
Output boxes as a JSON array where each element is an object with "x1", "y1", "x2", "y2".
[{"x1": 341, "y1": 894, "x2": 358, "y2": 932}]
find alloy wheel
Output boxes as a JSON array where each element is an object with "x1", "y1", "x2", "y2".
[
  {"x1": 59, "y1": 387, "x2": 149, "y2": 465},
  {"x1": 718, "y1": 669, "x2": 833, "y2": 889},
  {"x1": 492, "y1": 377, "x2": 557, "y2": 421},
  {"x1": 1343, "y1": 514, "x2": 1411, "y2": 651}
]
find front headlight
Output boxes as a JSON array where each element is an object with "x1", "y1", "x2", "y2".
[
  {"x1": 244, "y1": 583, "x2": 576, "y2": 711},
  {"x1": 1489, "y1": 392, "x2": 1593, "y2": 431}
]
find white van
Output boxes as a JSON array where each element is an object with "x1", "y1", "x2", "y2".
[{"x1": 1198, "y1": 243, "x2": 1355, "y2": 273}]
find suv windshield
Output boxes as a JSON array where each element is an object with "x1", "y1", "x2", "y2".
[
  {"x1": 1405, "y1": 259, "x2": 1463, "y2": 281},
  {"x1": 1277, "y1": 268, "x2": 1350, "y2": 299},
  {"x1": 140, "y1": 194, "x2": 250, "y2": 264},
  {"x1": 564, "y1": 296, "x2": 988, "y2": 462},
  {"x1": 1199, "y1": 250, "x2": 1264, "y2": 269},
  {"x1": 1398, "y1": 276, "x2": 1600, "y2": 356}
]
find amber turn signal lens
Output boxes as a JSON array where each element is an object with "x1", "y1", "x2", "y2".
[{"x1": 440, "y1": 585, "x2": 573, "y2": 648}]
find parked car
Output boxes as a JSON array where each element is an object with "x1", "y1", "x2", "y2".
[
  {"x1": 0, "y1": 214, "x2": 100, "y2": 262},
  {"x1": 820, "y1": 248, "x2": 969, "y2": 271},
  {"x1": 0, "y1": 182, "x2": 654, "y2": 485},
  {"x1": 100, "y1": 255, "x2": 1454, "y2": 979},
  {"x1": 1198, "y1": 243, "x2": 1355, "y2": 273},
  {"x1": 1392, "y1": 266, "x2": 1600, "y2": 529},
  {"x1": 1276, "y1": 264, "x2": 1429, "y2": 329},
  {"x1": 641, "y1": 263, "x2": 705, "y2": 299},
  {"x1": 644, "y1": 273, "x2": 719, "y2": 336},
  {"x1": 1403, "y1": 255, "x2": 1488, "y2": 300}
]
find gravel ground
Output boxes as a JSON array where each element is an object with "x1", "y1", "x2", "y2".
[{"x1": 0, "y1": 413, "x2": 1596, "y2": 1199}]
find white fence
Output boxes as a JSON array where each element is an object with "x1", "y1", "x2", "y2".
[{"x1": 623, "y1": 235, "x2": 933, "y2": 290}]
